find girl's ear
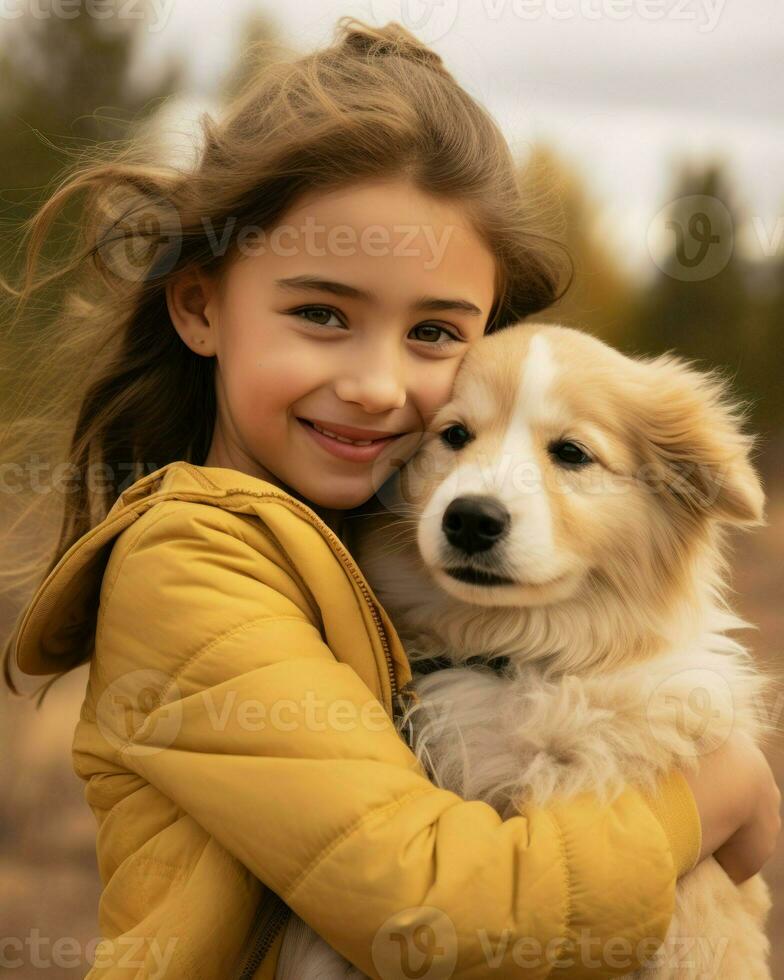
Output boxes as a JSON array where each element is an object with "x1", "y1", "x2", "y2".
[
  {"x1": 633, "y1": 354, "x2": 766, "y2": 529},
  {"x1": 166, "y1": 266, "x2": 218, "y2": 356}
]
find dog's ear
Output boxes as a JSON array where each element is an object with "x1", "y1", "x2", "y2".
[{"x1": 632, "y1": 353, "x2": 765, "y2": 528}]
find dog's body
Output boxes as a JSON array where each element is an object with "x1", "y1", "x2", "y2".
[{"x1": 275, "y1": 323, "x2": 774, "y2": 979}]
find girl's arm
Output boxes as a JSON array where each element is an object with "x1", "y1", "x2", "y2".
[
  {"x1": 83, "y1": 500, "x2": 703, "y2": 979},
  {"x1": 682, "y1": 730, "x2": 781, "y2": 884}
]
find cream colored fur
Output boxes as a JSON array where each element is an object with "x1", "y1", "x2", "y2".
[{"x1": 276, "y1": 322, "x2": 777, "y2": 979}]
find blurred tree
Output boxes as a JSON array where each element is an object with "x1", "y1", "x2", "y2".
[
  {"x1": 630, "y1": 161, "x2": 747, "y2": 366},
  {"x1": 748, "y1": 250, "x2": 784, "y2": 456},
  {"x1": 0, "y1": 1, "x2": 186, "y2": 424},
  {"x1": 627, "y1": 161, "x2": 781, "y2": 458},
  {"x1": 0, "y1": 0, "x2": 185, "y2": 281},
  {"x1": 516, "y1": 143, "x2": 636, "y2": 346},
  {"x1": 218, "y1": 8, "x2": 286, "y2": 103}
]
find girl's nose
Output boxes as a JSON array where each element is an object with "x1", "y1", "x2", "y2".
[
  {"x1": 334, "y1": 371, "x2": 407, "y2": 412},
  {"x1": 334, "y1": 350, "x2": 407, "y2": 412}
]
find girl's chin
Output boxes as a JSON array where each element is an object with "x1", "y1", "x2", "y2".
[{"x1": 290, "y1": 476, "x2": 377, "y2": 514}]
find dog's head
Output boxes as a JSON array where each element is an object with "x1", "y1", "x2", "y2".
[{"x1": 397, "y1": 323, "x2": 764, "y2": 627}]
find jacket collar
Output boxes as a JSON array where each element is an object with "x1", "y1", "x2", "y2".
[{"x1": 14, "y1": 461, "x2": 413, "y2": 712}]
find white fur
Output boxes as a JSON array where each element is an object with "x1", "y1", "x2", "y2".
[{"x1": 417, "y1": 333, "x2": 564, "y2": 588}]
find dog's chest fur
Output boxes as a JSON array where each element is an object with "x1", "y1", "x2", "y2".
[{"x1": 402, "y1": 643, "x2": 766, "y2": 823}]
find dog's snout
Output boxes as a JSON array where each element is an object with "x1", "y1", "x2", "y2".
[{"x1": 442, "y1": 496, "x2": 510, "y2": 554}]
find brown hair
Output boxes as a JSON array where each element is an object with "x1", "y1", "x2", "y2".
[{"x1": 1, "y1": 17, "x2": 570, "y2": 703}]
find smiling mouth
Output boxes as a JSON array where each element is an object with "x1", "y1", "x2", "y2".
[
  {"x1": 443, "y1": 566, "x2": 517, "y2": 587},
  {"x1": 298, "y1": 418, "x2": 403, "y2": 445}
]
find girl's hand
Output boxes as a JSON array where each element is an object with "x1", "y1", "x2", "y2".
[{"x1": 682, "y1": 729, "x2": 781, "y2": 883}]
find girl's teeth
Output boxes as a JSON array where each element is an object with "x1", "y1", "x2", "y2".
[{"x1": 311, "y1": 422, "x2": 374, "y2": 446}]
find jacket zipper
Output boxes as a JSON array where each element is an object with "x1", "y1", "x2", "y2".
[
  {"x1": 236, "y1": 889, "x2": 292, "y2": 980},
  {"x1": 225, "y1": 484, "x2": 412, "y2": 978},
  {"x1": 217, "y1": 485, "x2": 408, "y2": 718}
]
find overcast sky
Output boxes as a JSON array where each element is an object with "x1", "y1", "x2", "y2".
[{"x1": 47, "y1": 0, "x2": 784, "y2": 276}]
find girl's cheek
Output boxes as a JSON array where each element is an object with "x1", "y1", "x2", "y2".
[
  {"x1": 417, "y1": 360, "x2": 463, "y2": 421},
  {"x1": 238, "y1": 351, "x2": 320, "y2": 420}
]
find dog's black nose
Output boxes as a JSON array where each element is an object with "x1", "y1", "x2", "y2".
[{"x1": 442, "y1": 496, "x2": 511, "y2": 554}]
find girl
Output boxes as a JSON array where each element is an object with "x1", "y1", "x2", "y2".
[{"x1": 3, "y1": 18, "x2": 779, "y2": 980}]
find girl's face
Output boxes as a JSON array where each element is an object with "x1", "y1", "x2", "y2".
[{"x1": 167, "y1": 178, "x2": 497, "y2": 511}]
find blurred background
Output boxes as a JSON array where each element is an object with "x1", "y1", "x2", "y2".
[{"x1": 1, "y1": 0, "x2": 781, "y2": 975}]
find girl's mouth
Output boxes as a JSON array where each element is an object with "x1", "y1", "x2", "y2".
[{"x1": 297, "y1": 418, "x2": 403, "y2": 463}]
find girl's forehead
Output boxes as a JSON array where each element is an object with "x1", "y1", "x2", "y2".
[
  {"x1": 222, "y1": 184, "x2": 497, "y2": 307},
  {"x1": 228, "y1": 243, "x2": 497, "y2": 322},
  {"x1": 280, "y1": 178, "x2": 479, "y2": 235}
]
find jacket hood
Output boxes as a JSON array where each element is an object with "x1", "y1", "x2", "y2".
[{"x1": 14, "y1": 461, "x2": 412, "y2": 698}]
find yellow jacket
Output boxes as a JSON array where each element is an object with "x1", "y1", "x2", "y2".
[{"x1": 15, "y1": 460, "x2": 702, "y2": 979}]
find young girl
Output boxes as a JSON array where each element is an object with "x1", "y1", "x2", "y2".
[{"x1": 3, "y1": 18, "x2": 779, "y2": 980}]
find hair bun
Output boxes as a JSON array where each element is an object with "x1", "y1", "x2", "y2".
[{"x1": 336, "y1": 17, "x2": 450, "y2": 78}]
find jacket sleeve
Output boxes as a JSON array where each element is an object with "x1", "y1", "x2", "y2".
[{"x1": 91, "y1": 501, "x2": 702, "y2": 980}]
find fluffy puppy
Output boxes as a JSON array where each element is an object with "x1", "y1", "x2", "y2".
[{"x1": 278, "y1": 322, "x2": 777, "y2": 980}]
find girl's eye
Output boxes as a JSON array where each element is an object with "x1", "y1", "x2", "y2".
[
  {"x1": 549, "y1": 440, "x2": 593, "y2": 468},
  {"x1": 440, "y1": 424, "x2": 473, "y2": 449},
  {"x1": 293, "y1": 306, "x2": 344, "y2": 328},
  {"x1": 410, "y1": 323, "x2": 461, "y2": 347}
]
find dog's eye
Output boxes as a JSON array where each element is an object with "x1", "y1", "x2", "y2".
[
  {"x1": 550, "y1": 440, "x2": 592, "y2": 467},
  {"x1": 440, "y1": 424, "x2": 472, "y2": 449}
]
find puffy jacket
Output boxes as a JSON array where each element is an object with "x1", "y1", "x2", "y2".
[{"x1": 15, "y1": 460, "x2": 702, "y2": 979}]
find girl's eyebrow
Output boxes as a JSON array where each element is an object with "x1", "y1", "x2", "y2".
[{"x1": 275, "y1": 275, "x2": 483, "y2": 316}]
